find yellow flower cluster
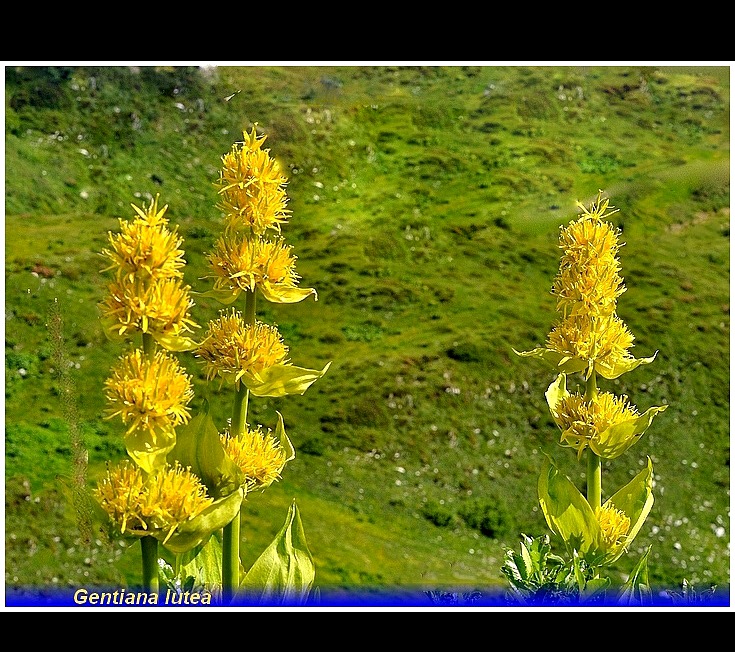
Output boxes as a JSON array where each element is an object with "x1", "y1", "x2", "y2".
[
  {"x1": 205, "y1": 126, "x2": 315, "y2": 307},
  {"x1": 215, "y1": 127, "x2": 290, "y2": 235},
  {"x1": 516, "y1": 192, "x2": 657, "y2": 380},
  {"x1": 552, "y1": 391, "x2": 639, "y2": 458},
  {"x1": 94, "y1": 460, "x2": 213, "y2": 542},
  {"x1": 99, "y1": 196, "x2": 197, "y2": 346},
  {"x1": 546, "y1": 313, "x2": 635, "y2": 379},
  {"x1": 102, "y1": 212, "x2": 185, "y2": 282},
  {"x1": 208, "y1": 233, "x2": 301, "y2": 296},
  {"x1": 553, "y1": 212, "x2": 625, "y2": 317},
  {"x1": 196, "y1": 311, "x2": 289, "y2": 385},
  {"x1": 100, "y1": 277, "x2": 197, "y2": 340},
  {"x1": 221, "y1": 426, "x2": 289, "y2": 491},
  {"x1": 104, "y1": 348, "x2": 194, "y2": 439},
  {"x1": 595, "y1": 504, "x2": 631, "y2": 551}
]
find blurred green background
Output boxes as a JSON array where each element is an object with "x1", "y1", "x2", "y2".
[{"x1": 4, "y1": 64, "x2": 730, "y2": 603}]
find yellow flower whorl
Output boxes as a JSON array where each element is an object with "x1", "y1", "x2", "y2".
[
  {"x1": 553, "y1": 391, "x2": 640, "y2": 457},
  {"x1": 596, "y1": 504, "x2": 631, "y2": 552},
  {"x1": 546, "y1": 312, "x2": 636, "y2": 374},
  {"x1": 207, "y1": 233, "x2": 301, "y2": 295},
  {"x1": 196, "y1": 311, "x2": 289, "y2": 385},
  {"x1": 99, "y1": 194, "x2": 198, "y2": 343},
  {"x1": 214, "y1": 126, "x2": 290, "y2": 235},
  {"x1": 552, "y1": 213, "x2": 625, "y2": 318},
  {"x1": 94, "y1": 460, "x2": 213, "y2": 539},
  {"x1": 102, "y1": 201, "x2": 185, "y2": 283},
  {"x1": 100, "y1": 276, "x2": 197, "y2": 340},
  {"x1": 104, "y1": 348, "x2": 194, "y2": 437},
  {"x1": 221, "y1": 426, "x2": 289, "y2": 490}
]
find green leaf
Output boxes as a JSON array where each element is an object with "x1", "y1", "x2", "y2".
[
  {"x1": 274, "y1": 411, "x2": 295, "y2": 463},
  {"x1": 618, "y1": 546, "x2": 653, "y2": 605},
  {"x1": 239, "y1": 500, "x2": 315, "y2": 605},
  {"x1": 125, "y1": 426, "x2": 176, "y2": 475},
  {"x1": 514, "y1": 347, "x2": 658, "y2": 381},
  {"x1": 169, "y1": 404, "x2": 244, "y2": 498},
  {"x1": 260, "y1": 283, "x2": 318, "y2": 304},
  {"x1": 597, "y1": 351, "x2": 658, "y2": 380},
  {"x1": 158, "y1": 558, "x2": 178, "y2": 587},
  {"x1": 245, "y1": 361, "x2": 331, "y2": 398},
  {"x1": 518, "y1": 540, "x2": 533, "y2": 581},
  {"x1": 179, "y1": 535, "x2": 223, "y2": 600},
  {"x1": 513, "y1": 347, "x2": 588, "y2": 375},
  {"x1": 195, "y1": 287, "x2": 241, "y2": 305},
  {"x1": 162, "y1": 488, "x2": 243, "y2": 555},
  {"x1": 572, "y1": 550, "x2": 587, "y2": 592},
  {"x1": 582, "y1": 577, "x2": 611, "y2": 602},
  {"x1": 545, "y1": 373, "x2": 569, "y2": 420},
  {"x1": 592, "y1": 405, "x2": 668, "y2": 459},
  {"x1": 153, "y1": 331, "x2": 201, "y2": 352},
  {"x1": 537, "y1": 456, "x2": 604, "y2": 560}
]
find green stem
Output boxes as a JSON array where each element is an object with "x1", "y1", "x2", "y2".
[
  {"x1": 142, "y1": 332, "x2": 155, "y2": 357},
  {"x1": 244, "y1": 288, "x2": 256, "y2": 325},
  {"x1": 231, "y1": 381, "x2": 249, "y2": 439},
  {"x1": 222, "y1": 511, "x2": 241, "y2": 604},
  {"x1": 587, "y1": 449, "x2": 602, "y2": 512},
  {"x1": 140, "y1": 333, "x2": 159, "y2": 595},
  {"x1": 140, "y1": 536, "x2": 160, "y2": 594},
  {"x1": 222, "y1": 289, "x2": 256, "y2": 604},
  {"x1": 585, "y1": 368, "x2": 602, "y2": 511},
  {"x1": 222, "y1": 382, "x2": 247, "y2": 604}
]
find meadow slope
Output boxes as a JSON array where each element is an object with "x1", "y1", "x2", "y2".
[{"x1": 4, "y1": 65, "x2": 730, "y2": 603}]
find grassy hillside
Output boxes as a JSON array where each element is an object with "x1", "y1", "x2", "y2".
[{"x1": 4, "y1": 64, "x2": 730, "y2": 604}]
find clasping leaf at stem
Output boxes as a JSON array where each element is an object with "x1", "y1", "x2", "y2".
[
  {"x1": 513, "y1": 347, "x2": 658, "y2": 380},
  {"x1": 238, "y1": 500, "x2": 315, "y2": 605},
  {"x1": 538, "y1": 455, "x2": 654, "y2": 565},
  {"x1": 163, "y1": 489, "x2": 244, "y2": 555},
  {"x1": 169, "y1": 402, "x2": 245, "y2": 499},
  {"x1": 245, "y1": 361, "x2": 331, "y2": 398}
]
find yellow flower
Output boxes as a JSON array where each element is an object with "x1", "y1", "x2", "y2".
[
  {"x1": 196, "y1": 310, "x2": 289, "y2": 386},
  {"x1": 554, "y1": 392, "x2": 639, "y2": 454},
  {"x1": 102, "y1": 202, "x2": 185, "y2": 282},
  {"x1": 99, "y1": 276, "x2": 199, "y2": 348},
  {"x1": 104, "y1": 348, "x2": 194, "y2": 439},
  {"x1": 575, "y1": 191, "x2": 620, "y2": 223},
  {"x1": 596, "y1": 504, "x2": 631, "y2": 553},
  {"x1": 546, "y1": 312, "x2": 636, "y2": 379},
  {"x1": 545, "y1": 373, "x2": 668, "y2": 459},
  {"x1": 221, "y1": 425, "x2": 290, "y2": 491},
  {"x1": 140, "y1": 463, "x2": 214, "y2": 542},
  {"x1": 207, "y1": 231, "x2": 259, "y2": 294},
  {"x1": 206, "y1": 233, "x2": 316, "y2": 304},
  {"x1": 93, "y1": 459, "x2": 148, "y2": 535},
  {"x1": 552, "y1": 250, "x2": 624, "y2": 318},
  {"x1": 94, "y1": 460, "x2": 214, "y2": 543},
  {"x1": 215, "y1": 126, "x2": 290, "y2": 235}
]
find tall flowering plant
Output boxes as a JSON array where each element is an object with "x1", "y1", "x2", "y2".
[
  {"x1": 505, "y1": 192, "x2": 667, "y2": 605},
  {"x1": 94, "y1": 196, "x2": 241, "y2": 594},
  {"x1": 92, "y1": 126, "x2": 328, "y2": 606},
  {"x1": 183, "y1": 125, "x2": 330, "y2": 604}
]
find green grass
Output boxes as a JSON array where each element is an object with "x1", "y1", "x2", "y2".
[{"x1": 4, "y1": 64, "x2": 730, "y2": 604}]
